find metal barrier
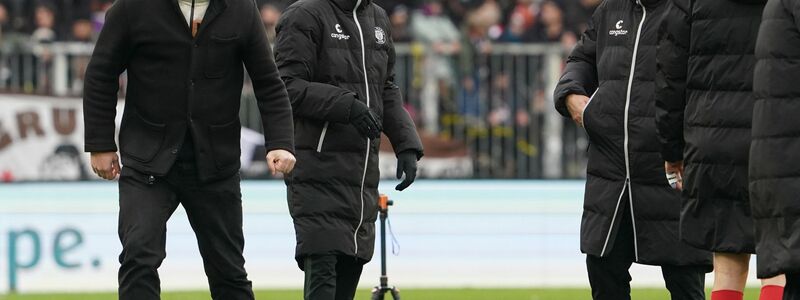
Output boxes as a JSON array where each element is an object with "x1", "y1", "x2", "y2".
[{"x1": 0, "y1": 41, "x2": 587, "y2": 179}]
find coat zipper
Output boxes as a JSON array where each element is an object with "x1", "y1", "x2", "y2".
[
  {"x1": 352, "y1": 0, "x2": 370, "y2": 256},
  {"x1": 599, "y1": 1, "x2": 646, "y2": 261},
  {"x1": 316, "y1": 122, "x2": 329, "y2": 152}
]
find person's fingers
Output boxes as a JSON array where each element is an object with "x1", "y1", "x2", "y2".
[
  {"x1": 95, "y1": 163, "x2": 108, "y2": 179},
  {"x1": 284, "y1": 157, "x2": 296, "y2": 173},
  {"x1": 267, "y1": 157, "x2": 277, "y2": 175},
  {"x1": 395, "y1": 165, "x2": 417, "y2": 191},
  {"x1": 396, "y1": 160, "x2": 404, "y2": 179},
  {"x1": 395, "y1": 178, "x2": 412, "y2": 191},
  {"x1": 407, "y1": 165, "x2": 417, "y2": 184},
  {"x1": 275, "y1": 157, "x2": 290, "y2": 173},
  {"x1": 111, "y1": 156, "x2": 121, "y2": 179}
]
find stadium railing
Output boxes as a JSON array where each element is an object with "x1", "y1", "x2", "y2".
[{"x1": 0, "y1": 40, "x2": 587, "y2": 179}]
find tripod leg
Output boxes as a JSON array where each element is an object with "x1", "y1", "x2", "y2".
[
  {"x1": 371, "y1": 287, "x2": 385, "y2": 300},
  {"x1": 390, "y1": 287, "x2": 401, "y2": 300}
]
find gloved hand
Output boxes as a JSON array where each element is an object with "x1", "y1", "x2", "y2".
[
  {"x1": 395, "y1": 150, "x2": 419, "y2": 191},
  {"x1": 348, "y1": 97, "x2": 382, "y2": 139}
]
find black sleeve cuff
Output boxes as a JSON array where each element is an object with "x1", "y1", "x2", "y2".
[
  {"x1": 264, "y1": 141, "x2": 296, "y2": 156},
  {"x1": 554, "y1": 85, "x2": 588, "y2": 118},
  {"x1": 84, "y1": 143, "x2": 118, "y2": 153},
  {"x1": 660, "y1": 143, "x2": 684, "y2": 163}
]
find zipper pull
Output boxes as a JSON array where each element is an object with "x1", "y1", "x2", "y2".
[{"x1": 147, "y1": 175, "x2": 155, "y2": 185}]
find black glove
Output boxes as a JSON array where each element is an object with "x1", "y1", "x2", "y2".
[
  {"x1": 348, "y1": 97, "x2": 382, "y2": 139},
  {"x1": 395, "y1": 150, "x2": 419, "y2": 191}
]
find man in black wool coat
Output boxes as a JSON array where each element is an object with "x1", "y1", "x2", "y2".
[{"x1": 83, "y1": 0, "x2": 296, "y2": 299}]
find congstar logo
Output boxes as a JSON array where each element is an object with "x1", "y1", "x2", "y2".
[
  {"x1": 609, "y1": 20, "x2": 628, "y2": 36},
  {"x1": 331, "y1": 23, "x2": 351, "y2": 40}
]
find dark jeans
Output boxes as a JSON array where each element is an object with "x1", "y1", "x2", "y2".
[
  {"x1": 117, "y1": 161, "x2": 253, "y2": 300},
  {"x1": 787, "y1": 273, "x2": 800, "y2": 300},
  {"x1": 586, "y1": 195, "x2": 705, "y2": 300},
  {"x1": 303, "y1": 254, "x2": 364, "y2": 300}
]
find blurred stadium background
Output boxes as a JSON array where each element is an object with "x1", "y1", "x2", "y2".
[{"x1": 0, "y1": 0, "x2": 761, "y2": 299}]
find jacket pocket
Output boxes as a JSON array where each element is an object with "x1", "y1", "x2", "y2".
[
  {"x1": 582, "y1": 89, "x2": 599, "y2": 133},
  {"x1": 208, "y1": 119, "x2": 241, "y2": 170},
  {"x1": 205, "y1": 34, "x2": 240, "y2": 79},
  {"x1": 119, "y1": 110, "x2": 165, "y2": 163},
  {"x1": 316, "y1": 122, "x2": 330, "y2": 153}
]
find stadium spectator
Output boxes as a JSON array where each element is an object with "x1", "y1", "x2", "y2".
[
  {"x1": 91, "y1": 1, "x2": 112, "y2": 34},
  {"x1": 530, "y1": 0, "x2": 567, "y2": 43},
  {"x1": 51, "y1": 0, "x2": 92, "y2": 40},
  {"x1": 0, "y1": 3, "x2": 8, "y2": 36},
  {"x1": 259, "y1": 3, "x2": 281, "y2": 41},
  {"x1": 0, "y1": 0, "x2": 35, "y2": 33},
  {"x1": 412, "y1": 0, "x2": 461, "y2": 134},
  {"x1": 498, "y1": 0, "x2": 536, "y2": 42},
  {"x1": 388, "y1": 4, "x2": 412, "y2": 42},
  {"x1": 31, "y1": 4, "x2": 56, "y2": 44}
]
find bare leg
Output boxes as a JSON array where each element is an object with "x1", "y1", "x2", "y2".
[
  {"x1": 712, "y1": 253, "x2": 750, "y2": 292},
  {"x1": 762, "y1": 275, "x2": 786, "y2": 287}
]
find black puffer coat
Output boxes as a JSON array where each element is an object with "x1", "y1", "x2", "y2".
[
  {"x1": 274, "y1": 0, "x2": 423, "y2": 268},
  {"x1": 750, "y1": 0, "x2": 800, "y2": 278},
  {"x1": 654, "y1": 0, "x2": 765, "y2": 254},
  {"x1": 554, "y1": 0, "x2": 711, "y2": 267}
]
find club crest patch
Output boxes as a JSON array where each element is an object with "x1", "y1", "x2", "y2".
[{"x1": 375, "y1": 27, "x2": 386, "y2": 45}]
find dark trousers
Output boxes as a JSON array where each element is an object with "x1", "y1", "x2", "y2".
[
  {"x1": 787, "y1": 273, "x2": 800, "y2": 300},
  {"x1": 303, "y1": 254, "x2": 364, "y2": 300},
  {"x1": 117, "y1": 161, "x2": 253, "y2": 300},
  {"x1": 586, "y1": 197, "x2": 705, "y2": 300}
]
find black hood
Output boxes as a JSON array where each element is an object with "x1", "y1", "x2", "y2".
[{"x1": 331, "y1": 0, "x2": 371, "y2": 11}]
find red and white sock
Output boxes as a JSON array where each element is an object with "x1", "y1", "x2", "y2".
[
  {"x1": 712, "y1": 290, "x2": 744, "y2": 300},
  {"x1": 759, "y1": 285, "x2": 784, "y2": 300}
]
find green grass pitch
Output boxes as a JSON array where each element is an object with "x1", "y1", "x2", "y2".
[{"x1": 0, "y1": 288, "x2": 762, "y2": 300}]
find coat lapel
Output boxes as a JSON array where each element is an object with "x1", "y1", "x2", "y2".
[{"x1": 195, "y1": 0, "x2": 227, "y2": 40}]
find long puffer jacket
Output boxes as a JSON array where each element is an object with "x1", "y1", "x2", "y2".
[
  {"x1": 750, "y1": 0, "x2": 800, "y2": 278},
  {"x1": 274, "y1": 0, "x2": 423, "y2": 268},
  {"x1": 654, "y1": 0, "x2": 765, "y2": 253},
  {"x1": 554, "y1": 0, "x2": 711, "y2": 267}
]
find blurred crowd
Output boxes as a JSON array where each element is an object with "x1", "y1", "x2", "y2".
[
  {"x1": 0, "y1": 0, "x2": 599, "y2": 47},
  {"x1": 0, "y1": 0, "x2": 599, "y2": 178}
]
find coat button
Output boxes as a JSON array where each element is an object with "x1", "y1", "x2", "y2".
[
  {"x1": 171, "y1": 149, "x2": 178, "y2": 154},
  {"x1": 194, "y1": 44, "x2": 199, "y2": 48}
]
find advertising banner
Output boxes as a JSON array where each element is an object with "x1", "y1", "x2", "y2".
[
  {"x1": 0, "y1": 95, "x2": 104, "y2": 182},
  {"x1": 0, "y1": 95, "x2": 474, "y2": 182}
]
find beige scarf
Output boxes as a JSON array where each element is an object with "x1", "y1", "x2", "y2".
[{"x1": 177, "y1": 0, "x2": 210, "y2": 37}]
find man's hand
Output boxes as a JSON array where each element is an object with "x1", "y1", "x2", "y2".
[
  {"x1": 349, "y1": 100, "x2": 382, "y2": 139},
  {"x1": 395, "y1": 150, "x2": 419, "y2": 191},
  {"x1": 665, "y1": 160, "x2": 684, "y2": 191},
  {"x1": 91, "y1": 152, "x2": 120, "y2": 180},
  {"x1": 267, "y1": 149, "x2": 296, "y2": 176},
  {"x1": 566, "y1": 94, "x2": 590, "y2": 127}
]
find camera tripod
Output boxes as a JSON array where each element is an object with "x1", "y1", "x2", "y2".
[{"x1": 370, "y1": 194, "x2": 401, "y2": 300}]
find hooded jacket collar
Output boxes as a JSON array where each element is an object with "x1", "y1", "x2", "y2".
[{"x1": 331, "y1": 0, "x2": 371, "y2": 12}]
